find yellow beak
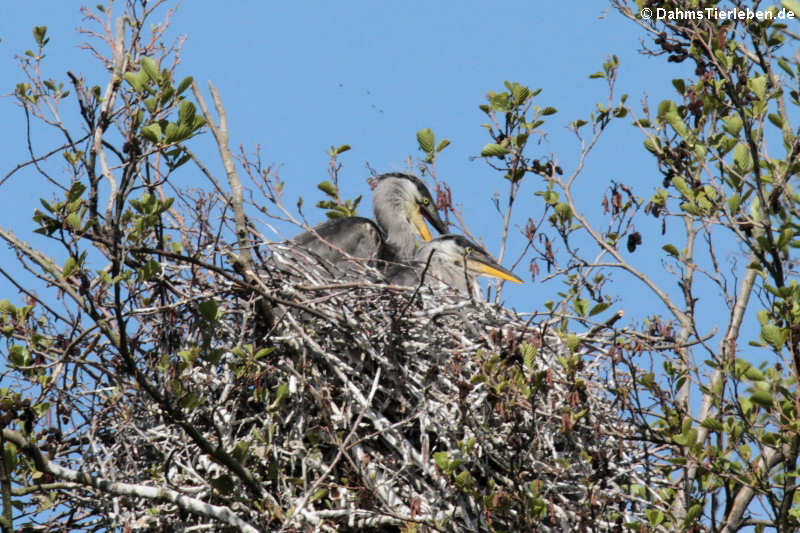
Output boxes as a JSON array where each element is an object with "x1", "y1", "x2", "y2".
[
  {"x1": 470, "y1": 259, "x2": 524, "y2": 284},
  {"x1": 411, "y1": 207, "x2": 433, "y2": 242}
]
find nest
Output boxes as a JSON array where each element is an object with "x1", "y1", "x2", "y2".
[{"x1": 46, "y1": 238, "x2": 659, "y2": 532}]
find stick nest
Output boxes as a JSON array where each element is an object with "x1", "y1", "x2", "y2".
[{"x1": 42, "y1": 240, "x2": 660, "y2": 532}]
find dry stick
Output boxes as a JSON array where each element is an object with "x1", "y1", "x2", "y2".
[
  {"x1": 0, "y1": 264, "x2": 71, "y2": 324},
  {"x1": 675, "y1": 215, "x2": 699, "y2": 412},
  {"x1": 584, "y1": 309, "x2": 625, "y2": 339},
  {"x1": 0, "y1": 225, "x2": 272, "y2": 509},
  {"x1": 396, "y1": 250, "x2": 437, "y2": 319},
  {"x1": 191, "y1": 81, "x2": 252, "y2": 271},
  {"x1": 94, "y1": 16, "x2": 127, "y2": 223},
  {"x1": 674, "y1": 266, "x2": 758, "y2": 522},
  {"x1": 0, "y1": 135, "x2": 91, "y2": 188},
  {"x1": 720, "y1": 445, "x2": 786, "y2": 533},
  {"x1": 2, "y1": 429, "x2": 261, "y2": 533},
  {"x1": 79, "y1": 233, "x2": 337, "y2": 323},
  {"x1": 0, "y1": 431, "x2": 11, "y2": 533},
  {"x1": 286, "y1": 368, "x2": 382, "y2": 529},
  {"x1": 191, "y1": 81, "x2": 272, "y2": 326}
]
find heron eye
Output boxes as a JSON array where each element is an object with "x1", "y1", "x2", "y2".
[
  {"x1": 421, "y1": 198, "x2": 430, "y2": 205},
  {"x1": 465, "y1": 246, "x2": 473, "y2": 255}
]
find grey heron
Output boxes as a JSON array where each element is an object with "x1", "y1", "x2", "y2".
[
  {"x1": 388, "y1": 234, "x2": 523, "y2": 295},
  {"x1": 290, "y1": 173, "x2": 447, "y2": 266}
]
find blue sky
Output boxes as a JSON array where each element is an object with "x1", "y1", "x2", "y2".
[{"x1": 0, "y1": 2, "x2": 693, "y2": 324}]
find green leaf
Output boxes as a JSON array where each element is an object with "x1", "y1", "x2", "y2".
[
  {"x1": 662, "y1": 244, "x2": 680, "y2": 257},
  {"x1": 436, "y1": 139, "x2": 451, "y2": 152},
  {"x1": 65, "y1": 213, "x2": 81, "y2": 230},
  {"x1": 573, "y1": 298, "x2": 589, "y2": 317},
  {"x1": 191, "y1": 115, "x2": 206, "y2": 130},
  {"x1": 648, "y1": 188, "x2": 667, "y2": 206},
  {"x1": 139, "y1": 259, "x2": 162, "y2": 281},
  {"x1": 694, "y1": 144, "x2": 706, "y2": 159},
  {"x1": 416, "y1": 128, "x2": 435, "y2": 153},
  {"x1": 254, "y1": 347, "x2": 274, "y2": 359},
  {"x1": 768, "y1": 113, "x2": 784, "y2": 129},
  {"x1": 588, "y1": 302, "x2": 610, "y2": 316},
  {"x1": 761, "y1": 324, "x2": 786, "y2": 350},
  {"x1": 123, "y1": 71, "x2": 145, "y2": 92},
  {"x1": 747, "y1": 75, "x2": 768, "y2": 101},
  {"x1": 311, "y1": 488, "x2": 328, "y2": 502},
  {"x1": 33, "y1": 26, "x2": 48, "y2": 47},
  {"x1": 164, "y1": 122, "x2": 179, "y2": 143},
  {"x1": 672, "y1": 79, "x2": 685, "y2": 95},
  {"x1": 554, "y1": 202, "x2": 572, "y2": 221},
  {"x1": 178, "y1": 100, "x2": 196, "y2": 126},
  {"x1": 672, "y1": 176, "x2": 691, "y2": 198},
  {"x1": 723, "y1": 115, "x2": 743, "y2": 135},
  {"x1": 508, "y1": 82, "x2": 530, "y2": 104},
  {"x1": 643, "y1": 136, "x2": 660, "y2": 154},
  {"x1": 657, "y1": 99, "x2": 676, "y2": 118},
  {"x1": 727, "y1": 194, "x2": 742, "y2": 214},
  {"x1": 433, "y1": 451, "x2": 451, "y2": 472},
  {"x1": 778, "y1": 58, "x2": 795, "y2": 78},
  {"x1": 198, "y1": 300, "x2": 218, "y2": 323},
  {"x1": 684, "y1": 504, "x2": 703, "y2": 525},
  {"x1": 665, "y1": 111, "x2": 688, "y2": 137},
  {"x1": 566, "y1": 334, "x2": 580, "y2": 352},
  {"x1": 751, "y1": 390, "x2": 774, "y2": 408},
  {"x1": 141, "y1": 123, "x2": 162, "y2": 143},
  {"x1": 744, "y1": 366, "x2": 765, "y2": 382},
  {"x1": 140, "y1": 57, "x2": 160, "y2": 83},
  {"x1": 680, "y1": 202, "x2": 701, "y2": 216},
  {"x1": 777, "y1": 227, "x2": 793, "y2": 250},
  {"x1": 733, "y1": 143, "x2": 752, "y2": 170},
  {"x1": 781, "y1": 0, "x2": 800, "y2": 18},
  {"x1": 700, "y1": 418, "x2": 724, "y2": 431},
  {"x1": 646, "y1": 509, "x2": 665, "y2": 527},
  {"x1": 317, "y1": 181, "x2": 337, "y2": 198},
  {"x1": 9, "y1": 345, "x2": 31, "y2": 367},
  {"x1": 67, "y1": 182, "x2": 87, "y2": 202},
  {"x1": 541, "y1": 106, "x2": 557, "y2": 116},
  {"x1": 231, "y1": 440, "x2": 250, "y2": 463},
  {"x1": 270, "y1": 383, "x2": 290, "y2": 409},
  {"x1": 455, "y1": 470, "x2": 473, "y2": 489},
  {"x1": 63, "y1": 257, "x2": 77, "y2": 277},
  {"x1": 144, "y1": 96, "x2": 157, "y2": 113},
  {"x1": 4, "y1": 442, "x2": 19, "y2": 473},
  {"x1": 176, "y1": 76, "x2": 193, "y2": 95},
  {"x1": 481, "y1": 143, "x2": 509, "y2": 158},
  {"x1": 539, "y1": 190, "x2": 559, "y2": 205},
  {"x1": 489, "y1": 92, "x2": 511, "y2": 112}
]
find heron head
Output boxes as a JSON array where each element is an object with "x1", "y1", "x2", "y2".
[
  {"x1": 427, "y1": 235, "x2": 523, "y2": 284},
  {"x1": 375, "y1": 173, "x2": 447, "y2": 242}
]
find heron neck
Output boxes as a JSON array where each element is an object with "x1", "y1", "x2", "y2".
[{"x1": 373, "y1": 179, "x2": 416, "y2": 259}]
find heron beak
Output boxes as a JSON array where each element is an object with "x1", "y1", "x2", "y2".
[
  {"x1": 422, "y1": 205, "x2": 448, "y2": 235},
  {"x1": 410, "y1": 207, "x2": 434, "y2": 242},
  {"x1": 467, "y1": 256, "x2": 524, "y2": 284}
]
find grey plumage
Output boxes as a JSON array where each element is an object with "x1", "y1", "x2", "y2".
[
  {"x1": 290, "y1": 173, "x2": 447, "y2": 267},
  {"x1": 387, "y1": 234, "x2": 523, "y2": 295},
  {"x1": 290, "y1": 216, "x2": 384, "y2": 262}
]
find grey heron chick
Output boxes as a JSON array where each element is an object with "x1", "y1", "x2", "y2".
[
  {"x1": 388, "y1": 234, "x2": 523, "y2": 295},
  {"x1": 290, "y1": 173, "x2": 447, "y2": 266}
]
